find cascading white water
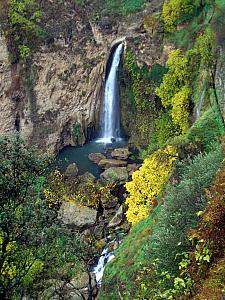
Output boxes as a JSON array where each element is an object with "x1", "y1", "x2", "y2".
[{"x1": 98, "y1": 43, "x2": 124, "y2": 143}]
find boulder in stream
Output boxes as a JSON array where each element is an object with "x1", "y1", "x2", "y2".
[
  {"x1": 111, "y1": 147, "x2": 131, "y2": 160},
  {"x1": 58, "y1": 202, "x2": 97, "y2": 228},
  {"x1": 100, "y1": 167, "x2": 129, "y2": 184},
  {"x1": 98, "y1": 158, "x2": 127, "y2": 169},
  {"x1": 88, "y1": 152, "x2": 106, "y2": 164}
]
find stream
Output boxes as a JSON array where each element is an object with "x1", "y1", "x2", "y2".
[{"x1": 91, "y1": 233, "x2": 124, "y2": 287}]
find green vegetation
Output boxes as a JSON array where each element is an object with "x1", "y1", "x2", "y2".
[
  {"x1": 0, "y1": 136, "x2": 85, "y2": 298},
  {"x1": 72, "y1": 121, "x2": 82, "y2": 144},
  {"x1": 8, "y1": 0, "x2": 45, "y2": 59},
  {"x1": 121, "y1": 50, "x2": 167, "y2": 147},
  {"x1": 99, "y1": 145, "x2": 224, "y2": 299},
  {"x1": 99, "y1": 1, "x2": 225, "y2": 298}
]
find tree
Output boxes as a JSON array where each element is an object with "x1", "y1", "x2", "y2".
[
  {"x1": 8, "y1": 0, "x2": 44, "y2": 59},
  {"x1": 0, "y1": 135, "x2": 84, "y2": 299},
  {"x1": 162, "y1": 0, "x2": 195, "y2": 32}
]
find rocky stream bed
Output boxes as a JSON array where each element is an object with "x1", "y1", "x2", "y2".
[{"x1": 49, "y1": 143, "x2": 141, "y2": 299}]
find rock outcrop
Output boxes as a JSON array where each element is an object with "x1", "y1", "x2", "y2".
[
  {"x1": 98, "y1": 159, "x2": 127, "y2": 169},
  {"x1": 58, "y1": 202, "x2": 97, "y2": 228},
  {"x1": 88, "y1": 152, "x2": 106, "y2": 164},
  {"x1": 111, "y1": 147, "x2": 131, "y2": 160},
  {"x1": 100, "y1": 167, "x2": 129, "y2": 184}
]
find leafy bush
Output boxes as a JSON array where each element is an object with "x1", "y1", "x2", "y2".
[
  {"x1": 156, "y1": 49, "x2": 192, "y2": 134},
  {"x1": 0, "y1": 135, "x2": 84, "y2": 298},
  {"x1": 187, "y1": 107, "x2": 224, "y2": 152},
  {"x1": 162, "y1": 0, "x2": 196, "y2": 32},
  {"x1": 141, "y1": 112, "x2": 180, "y2": 157}
]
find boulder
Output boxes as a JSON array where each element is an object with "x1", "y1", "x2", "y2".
[
  {"x1": 79, "y1": 172, "x2": 96, "y2": 183},
  {"x1": 58, "y1": 202, "x2": 97, "y2": 228},
  {"x1": 107, "y1": 206, "x2": 124, "y2": 228},
  {"x1": 88, "y1": 153, "x2": 106, "y2": 164},
  {"x1": 100, "y1": 167, "x2": 129, "y2": 184},
  {"x1": 98, "y1": 159, "x2": 127, "y2": 169},
  {"x1": 65, "y1": 163, "x2": 79, "y2": 179},
  {"x1": 111, "y1": 148, "x2": 131, "y2": 160},
  {"x1": 69, "y1": 272, "x2": 90, "y2": 290}
]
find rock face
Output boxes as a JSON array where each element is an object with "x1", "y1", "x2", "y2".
[
  {"x1": 58, "y1": 202, "x2": 97, "y2": 228},
  {"x1": 0, "y1": 0, "x2": 164, "y2": 152},
  {"x1": 111, "y1": 148, "x2": 131, "y2": 160},
  {"x1": 98, "y1": 159, "x2": 127, "y2": 169},
  {"x1": 39, "y1": 272, "x2": 96, "y2": 300},
  {"x1": 0, "y1": 36, "x2": 15, "y2": 134},
  {"x1": 100, "y1": 167, "x2": 129, "y2": 184}
]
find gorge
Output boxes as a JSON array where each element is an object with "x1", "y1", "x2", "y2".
[
  {"x1": 0, "y1": 0, "x2": 225, "y2": 299},
  {"x1": 57, "y1": 41, "x2": 127, "y2": 177}
]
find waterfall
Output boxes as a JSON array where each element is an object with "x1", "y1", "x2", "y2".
[{"x1": 98, "y1": 43, "x2": 124, "y2": 143}]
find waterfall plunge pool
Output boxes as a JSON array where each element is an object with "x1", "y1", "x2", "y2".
[{"x1": 56, "y1": 138, "x2": 128, "y2": 178}]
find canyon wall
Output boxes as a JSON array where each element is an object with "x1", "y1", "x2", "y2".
[{"x1": 0, "y1": 0, "x2": 163, "y2": 152}]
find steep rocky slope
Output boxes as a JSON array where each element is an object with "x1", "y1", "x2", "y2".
[{"x1": 0, "y1": 0, "x2": 163, "y2": 152}]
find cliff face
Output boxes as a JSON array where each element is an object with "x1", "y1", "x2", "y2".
[{"x1": 0, "y1": 0, "x2": 163, "y2": 152}]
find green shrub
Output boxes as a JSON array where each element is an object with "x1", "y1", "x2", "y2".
[{"x1": 187, "y1": 107, "x2": 224, "y2": 152}]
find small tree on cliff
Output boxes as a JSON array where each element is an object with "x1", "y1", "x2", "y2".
[{"x1": 0, "y1": 135, "x2": 84, "y2": 299}]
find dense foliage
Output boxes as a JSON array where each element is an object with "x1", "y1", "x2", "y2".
[
  {"x1": 125, "y1": 146, "x2": 178, "y2": 225},
  {"x1": 99, "y1": 145, "x2": 224, "y2": 299},
  {"x1": 8, "y1": 0, "x2": 44, "y2": 59},
  {"x1": 0, "y1": 136, "x2": 84, "y2": 299}
]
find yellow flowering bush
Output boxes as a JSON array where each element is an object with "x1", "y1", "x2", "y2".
[
  {"x1": 125, "y1": 146, "x2": 178, "y2": 225},
  {"x1": 171, "y1": 86, "x2": 191, "y2": 134},
  {"x1": 156, "y1": 49, "x2": 191, "y2": 134}
]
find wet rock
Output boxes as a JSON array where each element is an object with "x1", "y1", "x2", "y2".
[
  {"x1": 100, "y1": 167, "x2": 129, "y2": 184},
  {"x1": 98, "y1": 159, "x2": 127, "y2": 169},
  {"x1": 58, "y1": 202, "x2": 97, "y2": 228},
  {"x1": 102, "y1": 197, "x2": 118, "y2": 209},
  {"x1": 111, "y1": 147, "x2": 131, "y2": 160},
  {"x1": 88, "y1": 153, "x2": 106, "y2": 164},
  {"x1": 65, "y1": 163, "x2": 79, "y2": 179},
  {"x1": 38, "y1": 279, "x2": 65, "y2": 300},
  {"x1": 108, "y1": 206, "x2": 124, "y2": 228}
]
